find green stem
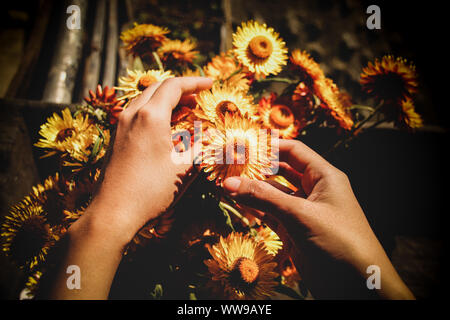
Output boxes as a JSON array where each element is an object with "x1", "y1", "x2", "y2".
[
  {"x1": 350, "y1": 105, "x2": 375, "y2": 112},
  {"x1": 325, "y1": 101, "x2": 385, "y2": 156},
  {"x1": 219, "y1": 201, "x2": 250, "y2": 226},
  {"x1": 256, "y1": 77, "x2": 298, "y2": 84},
  {"x1": 152, "y1": 51, "x2": 164, "y2": 71}
]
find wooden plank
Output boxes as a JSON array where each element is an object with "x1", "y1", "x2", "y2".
[
  {"x1": 42, "y1": 0, "x2": 87, "y2": 103},
  {"x1": 102, "y1": 0, "x2": 119, "y2": 87},
  {"x1": 78, "y1": 0, "x2": 107, "y2": 102}
]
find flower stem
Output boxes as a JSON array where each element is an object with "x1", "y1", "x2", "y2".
[
  {"x1": 152, "y1": 51, "x2": 164, "y2": 71},
  {"x1": 256, "y1": 77, "x2": 298, "y2": 84}
]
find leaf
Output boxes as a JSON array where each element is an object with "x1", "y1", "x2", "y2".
[
  {"x1": 274, "y1": 284, "x2": 305, "y2": 300},
  {"x1": 150, "y1": 284, "x2": 163, "y2": 300}
]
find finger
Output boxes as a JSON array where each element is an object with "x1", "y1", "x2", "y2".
[
  {"x1": 277, "y1": 139, "x2": 329, "y2": 173},
  {"x1": 124, "y1": 81, "x2": 163, "y2": 115},
  {"x1": 278, "y1": 162, "x2": 303, "y2": 187},
  {"x1": 223, "y1": 176, "x2": 308, "y2": 218},
  {"x1": 145, "y1": 77, "x2": 213, "y2": 121}
]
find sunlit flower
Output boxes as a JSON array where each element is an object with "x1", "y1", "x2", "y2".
[
  {"x1": 396, "y1": 98, "x2": 423, "y2": 130},
  {"x1": 204, "y1": 232, "x2": 278, "y2": 299},
  {"x1": 34, "y1": 108, "x2": 91, "y2": 157},
  {"x1": 313, "y1": 77, "x2": 354, "y2": 130},
  {"x1": 204, "y1": 52, "x2": 250, "y2": 91},
  {"x1": 255, "y1": 226, "x2": 283, "y2": 256},
  {"x1": 195, "y1": 83, "x2": 257, "y2": 124},
  {"x1": 360, "y1": 55, "x2": 418, "y2": 102},
  {"x1": 61, "y1": 126, "x2": 110, "y2": 168},
  {"x1": 290, "y1": 49, "x2": 325, "y2": 84},
  {"x1": 200, "y1": 114, "x2": 275, "y2": 185},
  {"x1": 84, "y1": 85, "x2": 125, "y2": 125},
  {"x1": 1, "y1": 199, "x2": 56, "y2": 269},
  {"x1": 233, "y1": 21, "x2": 288, "y2": 78},
  {"x1": 259, "y1": 93, "x2": 301, "y2": 139},
  {"x1": 158, "y1": 39, "x2": 199, "y2": 67},
  {"x1": 120, "y1": 23, "x2": 169, "y2": 57},
  {"x1": 116, "y1": 69, "x2": 174, "y2": 101},
  {"x1": 23, "y1": 271, "x2": 42, "y2": 299}
]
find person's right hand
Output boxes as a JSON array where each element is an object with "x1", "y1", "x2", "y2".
[{"x1": 223, "y1": 139, "x2": 414, "y2": 299}]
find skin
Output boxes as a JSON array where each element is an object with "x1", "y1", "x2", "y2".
[{"x1": 42, "y1": 77, "x2": 413, "y2": 300}]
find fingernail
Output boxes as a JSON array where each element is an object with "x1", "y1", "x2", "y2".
[{"x1": 223, "y1": 177, "x2": 241, "y2": 192}]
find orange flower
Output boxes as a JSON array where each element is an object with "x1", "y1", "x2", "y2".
[
  {"x1": 84, "y1": 85, "x2": 125, "y2": 124},
  {"x1": 360, "y1": 55, "x2": 418, "y2": 102},
  {"x1": 290, "y1": 49, "x2": 325, "y2": 84},
  {"x1": 158, "y1": 39, "x2": 199, "y2": 67},
  {"x1": 120, "y1": 23, "x2": 169, "y2": 57}
]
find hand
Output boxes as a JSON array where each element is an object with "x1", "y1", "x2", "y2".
[
  {"x1": 43, "y1": 77, "x2": 212, "y2": 299},
  {"x1": 223, "y1": 139, "x2": 414, "y2": 299},
  {"x1": 77, "y1": 77, "x2": 213, "y2": 246}
]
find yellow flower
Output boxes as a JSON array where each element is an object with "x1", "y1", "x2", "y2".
[
  {"x1": 313, "y1": 77, "x2": 354, "y2": 130},
  {"x1": 396, "y1": 98, "x2": 423, "y2": 130},
  {"x1": 204, "y1": 232, "x2": 278, "y2": 299},
  {"x1": 62, "y1": 126, "x2": 110, "y2": 168},
  {"x1": 204, "y1": 51, "x2": 250, "y2": 92},
  {"x1": 34, "y1": 108, "x2": 91, "y2": 157},
  {"x1": 233, "y1": 21, "x2": 288, "y2": 78},
  {"x1": 255, "y1": 226, "x2": 283, "y2": 256},
  {"x1": 200, "y1": 113, "x2": 274, "y2": 185},
  {"x1": 195, "y1": 83, "x2": 257, "y2": 124},
  {"x1": 1, "y1": 198, "x2": 55, "y2": 270},
  {"x1": 290, "y1": 49, "x2": 325, "y2": 84},
  {"x1": 259, "y1": 93, "x2": 301, "y2": 139},
  {"x1": 116, "y1": 69, "x2": 174, "y2": 102},
  {"x1": 360, "y1": 55, "x2": 418, "y2": 102},
  {"x1": 120, "y1": 23, "x2": 169, "y2": 57},
  {"x1": 158, "y1": 39, "x2": 199, "y2": 67}
]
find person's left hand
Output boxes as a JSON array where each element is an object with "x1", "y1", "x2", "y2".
[{"x1": 77, "y1": 77, "x2": 213, "y2": 246}]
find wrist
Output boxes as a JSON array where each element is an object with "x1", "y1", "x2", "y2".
[{"x1": 69, "y1": 203, "x2": 135, "y2": 252}]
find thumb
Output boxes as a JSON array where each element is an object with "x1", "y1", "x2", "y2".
[{"x1": 223, "y1": 176, "x2": 306, "y2": 217}]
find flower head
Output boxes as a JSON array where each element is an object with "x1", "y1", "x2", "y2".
[
  {"x1": 255, "y1": 226, "x2": 283, "y2": 256},
  {"x1": 84, "y1": 85, "x2": 125, "y2": 124},
  {"x1": 34, "y1": 108, "x2": 91, "y2": 157},
  {"x1": 233, "y1": 21, "x2": 288, "y2": 78},
  {"x1": 360, "y1": 55, "x2": 418, "y2": 102},
  {"x1": 1, "y1": 199, "x2": 55, "y2": 269},
  {"x1": 158, "y1": 39, "x2": 198, "y2": 67},
  {"x1": 200, "y1": 114, "x2": 275, "y2": 185},
  {"x1": 116, "y1": 69, "x2": 174, "y2": 102},
  {"x1": 195, "y1": 83, "x2": 257, "y2": 124},
  {"x1": 259, "y1": 93, "x2": 302, "y2": 139},
  {"x1": 313, "y1": 78, "x2": 354, "y2": 130},
  {"x1": 204, "y1": 52, "x2": 250, "y2": 92},
  {"x1": 121, "y1": 23, "x2": 169, "y2": 57},
  {"x1": 290, "y1": 49, "x2": 325, "y2": 85},
  {"x1": 395, "y1": 98, "x2": 423, "y2": 130},
  {"x1": 204, "y1": 232, "x2": 278, "y2": 299}
]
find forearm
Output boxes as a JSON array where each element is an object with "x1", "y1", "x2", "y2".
[{"x1": 43, "y1": 206, "x2": 132, "y2": 300}]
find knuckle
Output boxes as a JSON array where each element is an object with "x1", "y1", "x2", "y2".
[
  {"x1": 136, "y1": 108, "x2": 161, "y2": 124},
  {"x1": 246, "y1": 180, "x2": 264, "y2": 198}
]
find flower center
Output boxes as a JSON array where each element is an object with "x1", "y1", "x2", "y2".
[
  {"x1": 248, "y1": 35, "x2": 273, "y2": 60},
  {"x1": 137, "y1": 75, "x2": 156, "y2": 91},
  {"x1": 269, "y1": 105, "x2": 294, "y2": 129},
  {"x1": 224, "y1": 136, "x2": 250, "y2": 165},
  {"x1": 216, "y1": 100, "x2": 241, "y2": 119},
  {"x1": 232, "y1": 257, "x2": 259, "y2": 284},
  {"x1": 56, "y1": 128, "x2": 75, "y2": 142}
]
